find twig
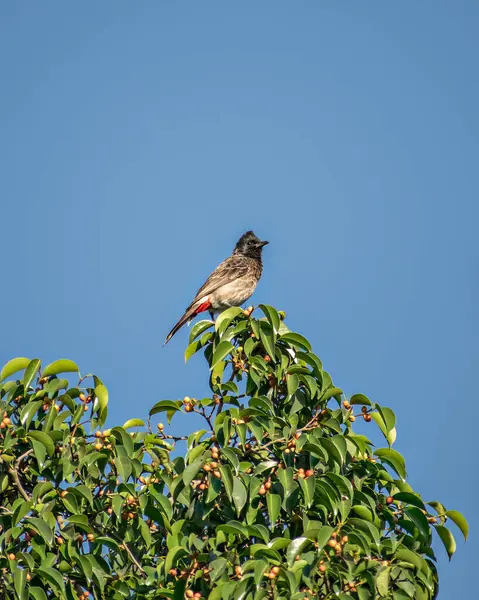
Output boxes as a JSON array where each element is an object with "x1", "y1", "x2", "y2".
[
  {"x1": 164, "y1": 434, "x2": 189, "y2": 442},
  {"x1": 93, "y1": 524, "x2": 146, "y2": 575},
  {"x1": 260, "y1": 418, "x2": 319, "y2": 451},
  {"x1": 121, "y1": 540, "x2": 146, "y2": 575},
  {"x1": 207, "y1": 401, "x2": 219, "y2": 422},
  {"x1": 7, "y1": 448, "x2": 34, "y2": 501},
  {"x1": 8, "y1": 467, "x2": 31, "y2": 501},
  {"x1": 193, "y1": 407, "x2": 213, "y2": 430},
  {"x1": 16, "y1": 448, "x2": 33, "y2": 466}
]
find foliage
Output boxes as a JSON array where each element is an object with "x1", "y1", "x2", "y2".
[{"x1": 0, "y1": 306, "x2": 467, "y2": 599}]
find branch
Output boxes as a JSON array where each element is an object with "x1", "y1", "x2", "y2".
[
  {"x1": 193, "y1": 407, "x2": 213, "y2": 430},
  {"x1": 7, "y1": 448, "x2": 34, "y2": 501},
  {"x1": 120, "y1": 540, "x2": 146, "y2": 575},
  {"x1": 8, "y1": 466, "x2": 31, "y2": 501},
  {"x1": 16, "y1": 448, "x2": 33, "y2": 466},
  {"x1": 259, "y1": 417, "x2": 319, "y2": 451},
  {"x1": 93, "y1": 523, "x2": 146, "y2": 575},
  {"x1": 164, "y1": 434, "x2": 189, "y2": 442}
]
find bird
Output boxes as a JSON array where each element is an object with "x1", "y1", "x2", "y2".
[{"x1": 164, "y1": 231, "x2": 269, "y2": 345}]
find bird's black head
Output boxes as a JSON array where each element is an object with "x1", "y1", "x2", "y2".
[{"x1": 233, "y1": 231, "x2": 269, "y2": 259}]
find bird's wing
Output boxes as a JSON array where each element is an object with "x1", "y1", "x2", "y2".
[{"x1": 188, "y1": 255, "x2": 249, "y2": 306}]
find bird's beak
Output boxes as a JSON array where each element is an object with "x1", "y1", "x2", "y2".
[{"x1": 259, "y1": 240, "x2": 269, "y2": 247}]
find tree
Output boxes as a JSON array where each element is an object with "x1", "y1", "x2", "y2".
[{"x1": 0, "y1": 305, "x2": 467, "y2": 599}]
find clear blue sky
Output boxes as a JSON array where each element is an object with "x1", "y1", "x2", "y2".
[{"x1": 1, "y1": 2, "x2": 477, "y2": 595}]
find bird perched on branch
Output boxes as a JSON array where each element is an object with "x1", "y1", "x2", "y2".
[{"x1": 164, "y1": 231, "x2": 268, "y2": 345}]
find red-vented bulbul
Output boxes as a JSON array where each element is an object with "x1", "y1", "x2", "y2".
[{"x1": 164, "y1": 231, "x2": 268, "y2": 345}]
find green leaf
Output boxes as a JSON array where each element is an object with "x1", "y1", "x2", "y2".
[
  {"x1": 210, "y1": 341, "x2": 234, "y2": 369},
  {"x1": 394, "y1": 548, "x2": 427, "y2": 572},
  {"x1": 149, "y1": 400, "x2": 182, "y2": 417},
  {"x1": 435, "y1": 525, "x2": 456, "y2": 560},
  {"x1": 14, "y1": 565, "x2": 27, "y2": 600},
  {"x1": 305, "y1": 525, "x2": 334, "y2": 552},
  {"x1": 258, "y1": 304, "x2": 281, "y2": 333},
  {"x1": 155, "y1": 493, "x2": 173, "y2": 521},
  {"x1": 165, "y1": 546, "x2": 188, "y2": 574},
  {"x1": 183, "y1": 457, "x2": 204, "y2": 487},
  {"x1": 446, "y1": 510, "x2": 469, "y2": 541},
  {"x1": 1, "y1": 357, "x2": 30, "y2": 382},
  {"x1": 221, "y1": 447, "x2": 240, "y2": 473},
  {"x1": 111, "y1": 426, "x2": 134, "y2": 454},
  {"x1": 68, "y1": 514, "x2": 90, "y2": 530},
  {"x1": 249, "y1": 545, "x2": 281, "y2": 561},
  {"x1": 267, "y1": 537, "x2": 289, "y2": 550},
  {"x1": 370, "y1": 410, "x2": 396, "y2": 446},
  {"x1": 427, "y1": 500, "x2": 447, "y2": 516},
  {"x1": 299, "y1": 476, "x2": 315, "y2": 508},
  {"x1": 377, "y1": 405, "x2": 396, "y2": 433},
  {"x1": 215, "y1": 307, "x2": 244, "y2": 335},
  {"x1": 210, "y1": 356, "x2": 226, "y2": 387},
  {"x1": 139, "y1": 517, "x2": 152, "y2": 547},
  {"x1": 184, "y1": 333, "x2": 214, "y2": 362},
  {"x1": 122, "y1": 418, "x2": 145, "y2": 429},
  {"x1": 324, "y1": 434, "x2": 347, "y2": 465},
  {"x1": 287, "y1": 373, "x2": 299, "y2": 397},
  {"x1": 30, "y1": 439, "x2": 45, "y2": 468},
  {"x1": 173, "y1": 579, "x2": 186, "y2": 600},
  {"x1": 115, "y1": 456, "x2": 132, "y2": 481},
  {"x1": 266, "y1": 493, "x2": 281, "y2": 528},
  {"x1": 20, "y1": 400, "x2": 44, "y2": 429},
  {"x1": 254, "y1": 460, "x2": 278, "y2": 476},
  {"x1": 320, "y1": 387, "x2": 343, "y2": 402},
  {"x1": 28, "y1": 588, "x2": 48, "y2": 600},
  {"x1": 13, "y1": 500, "x2": 33, "y2": 525},
  {"x1": 27, "y1": 431, "x2": 55, "y2": 457},
  {"x1": 219, "y1": 464, "x2": 234, "y2": 501},
  {"x1": 34, "y1": 567, "x2": 65, "y2": 595},
  {"x1": 253, "y1": 559, "x2": 269, "y2": 586},
  {"x1": 279, "y1": 332, "x2": 312, "y2": 352},
  {"x1": 404, "y1": 506, "x2": 430, "y2": 540},
  {"x1": 376, "y1": 567, "x2": 390, "y2": 597},
  {"x1": 232, "y1": 478, "x2": 248, "y2": 516},
  {"x1": 32, "y1": 482, "x2": 53, "y2": 503},
  {"x1": 76, "y1": 555, "x2": 93, "y2": 584},
  {"x1": 23, "y1": 359, "x2": 41, "y2": 392},
  {"x1": 94, "y1": 383, "x2": 108, "y2": 421},
  {"x1": 393, "y1": 492, "x2": 426, "y2": 511},
  {"x1": 259, "y1": 321, "x2": 276, "y2": 359},
  {"x1": 217, "y1": 521, "x2": 247, "y2": 537},
  {"x1": 374, "y1": 448, "x2": 406, "y2": 480},
  {"x1": 352, "y1": 505, "x2": 373, "y2": 522},
  {"x1": 189, "y1": 319, "x2": 214, "y2": 344},
  {"x1": 26, "y1": 517, "x2": 54, "y2": 546},
  {"x1": 187, "y1": 443, "x2": 207, "y2": 464},
  {"x1": 346, "y1": 519, "x2": 380, "y2": 546},
  {"x1": 75, "y1": 484, "x2": 94, "y2": 508},
  {"x1": 94, "y1": 536, "x2": 121, "y2": 551},
  {"x1": 42, "y1": 359, "x2": 79, "y2": 377},
  {"x1": 286, "y1": 536, "x2": 310, "y2": 567},
  {"x1": 349, "y1": 393, "x2": 371, "y2": 406},
  {"x1": 209, "y1": 557, "x2": 228, "y2": 583}
]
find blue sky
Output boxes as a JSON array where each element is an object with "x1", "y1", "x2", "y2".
[{"x1": 1, "y1": 2, "x2": 477, "y2": 595}]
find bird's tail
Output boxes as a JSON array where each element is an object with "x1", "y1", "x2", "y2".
[
  {"x1": 164, "y1": 298, "x2": 212, "y2": 345},
  {"x1": 164, "y1": 306, "x2": 197, "y2": 345}
]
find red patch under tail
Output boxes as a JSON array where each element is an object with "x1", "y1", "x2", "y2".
[
  {"x1": 164, "y1": 298, "x2": 212, "y2": 345},
  {"x1": 193, "y1": 299, "x2": 212, "y2": 315}
]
